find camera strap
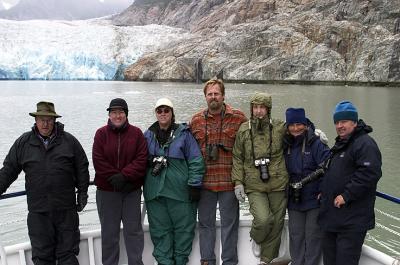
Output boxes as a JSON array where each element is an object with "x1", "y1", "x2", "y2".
[{"x1": 249, "y1": 119, "x2": 272, "y2": 160}]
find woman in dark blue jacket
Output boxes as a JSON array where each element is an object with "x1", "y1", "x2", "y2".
[{"x1": 283, "y1": 108, "x2": 330, "y2": 265}]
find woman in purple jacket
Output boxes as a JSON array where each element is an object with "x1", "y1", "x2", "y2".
[
  {"x1": 93, "y1": 98, "x2": 148, "y2": 265},
  {"x1": 283, "y1": 108, "x2": 330, "y2": 265}
]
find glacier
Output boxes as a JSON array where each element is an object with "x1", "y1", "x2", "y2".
[{"x1": 0, "y1": 18, "x2": 192, "y2": 80}]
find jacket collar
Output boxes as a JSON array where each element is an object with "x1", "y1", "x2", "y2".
[
  {"x1": 31, "y1": 122, "x2": 64, "y2": 147},
  {"x1": 148, "y1": 122, "x2": 184, "y2": 149}
]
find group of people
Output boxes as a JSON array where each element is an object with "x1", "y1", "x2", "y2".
[{"x1": 0, "y1": 78, "x2": 382, "y2": 265}]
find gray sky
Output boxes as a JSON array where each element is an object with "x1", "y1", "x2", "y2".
[
  {"x1": 0, "y1": 0, "x2": 133, "y2": 20},
  {"x1": 1, "y1": 0, "x2": 19, "y2": 9},
  {"x1": 1, "y1": 0, "x2": 132, "y2": 10}
]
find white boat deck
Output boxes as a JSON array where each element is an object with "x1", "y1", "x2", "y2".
[{"x1": 1, "y1": 219, "x2": 398, "y2": 265}]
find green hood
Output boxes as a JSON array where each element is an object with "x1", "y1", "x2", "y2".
[{"x1": 250, "y1": 92, "x2": 272, "y2": 121}]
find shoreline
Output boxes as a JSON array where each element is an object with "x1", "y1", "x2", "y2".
[
  {"x1": 136, "y1": 79, "x2": 400, "y2": 87},
  {"x1": 1, "y1": 79, "x2": 399, "y2": 87}
]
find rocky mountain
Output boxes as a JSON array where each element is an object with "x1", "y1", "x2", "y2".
[
  {"x1": 112, "y1": 0, "x2": 400, "y2": 83},
  {"x1": 0, "y1": 0, "x2": 132, "y2": 20}
]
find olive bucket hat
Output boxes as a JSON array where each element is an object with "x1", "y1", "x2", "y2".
[{"x1": 29, "y1": 101, "x2": 62, "y2": 118}]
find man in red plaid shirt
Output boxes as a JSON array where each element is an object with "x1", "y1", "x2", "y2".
[{"x1": 190, "y1": 79, "x2": 247, "y2": 265}]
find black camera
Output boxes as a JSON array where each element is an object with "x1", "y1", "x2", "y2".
[
  {"x1": 290, "y1": 168, "x2": 324, "y2": 203},
  {"x1": 290, "y1": 182, "x2": 303, "y2": 203},
  {"x1": 254, "y1": 158, "x2": 270, "y2": 182},
  {"x1": 151, "y1": 156, "x2": 168, "y2": 176}
]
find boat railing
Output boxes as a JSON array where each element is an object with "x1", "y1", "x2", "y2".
[
  {"x1": 0, "y1": 185, "x2": 399, "y2": 265},
  {"x1": 1, "y1": 188, "x2": 399, "y2": 204},
  {"x1": 376, "y1": 191, "x2": 400, "y2": 204}
]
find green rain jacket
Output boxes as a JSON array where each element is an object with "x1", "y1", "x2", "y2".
[
  {"x1": 232, "y1": 93, "x2": 289, "y2": 193},
  {"x1": 144, "y1": 123, "x2": 205, "y2": 202}
]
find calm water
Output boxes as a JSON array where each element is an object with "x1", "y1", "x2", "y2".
[{"x1": 0, "y1": 81, "x2": 399, "y2": 258}]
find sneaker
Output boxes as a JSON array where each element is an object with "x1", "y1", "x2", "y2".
[{"x1": 252, "y1": 240, "x2": 261, "y2": 257}]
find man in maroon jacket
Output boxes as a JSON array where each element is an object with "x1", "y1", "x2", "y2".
[{"x1": 92, "y1": 98, "x2": 148, "y2": 265}]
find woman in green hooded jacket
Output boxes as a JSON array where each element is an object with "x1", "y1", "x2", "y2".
[{"x1": 144, "y1": 98, "x2": 205, "y2": 265}]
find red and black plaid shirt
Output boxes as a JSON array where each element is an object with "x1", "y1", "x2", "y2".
[{"x1": 190, "y1": 104, "x2": 247, "y2": 191}]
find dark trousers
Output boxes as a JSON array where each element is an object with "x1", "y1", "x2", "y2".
[
  {"x1": 97, "y1": 189, "x2": 144, "y2": 265},
  {"x1": 27, "y1": 210, "x2": 80, "y2": 265},
  {"x1": 288, "y1": 208, "x2": 321, "y2": 265},
  {"x1": 322, "y1": 230, "x2": 367, "y2": 265}
]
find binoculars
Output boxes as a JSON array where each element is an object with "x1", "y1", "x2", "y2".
[{"x1": 206, "y1": 143, "x2": 230, "y2": 161}]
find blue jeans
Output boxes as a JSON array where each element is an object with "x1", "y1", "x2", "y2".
[
  {"x1": 198, "y1": 189, "x2": 239, "y2": 265},
  {"x1": 96, "y1": 189, "x2": 144, "y2": 265}
]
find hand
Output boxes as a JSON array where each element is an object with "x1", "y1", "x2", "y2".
[
  {"x1": 189, "y1": 186, "x2": 201, "y2": 201},
  {"x1": 76, "y1": 192, "x2": 88, "y2": 212},
  {"x1": 334, "y1": 195, "x2": 345, "y2": 208},
  {"x1": 108, "y1": 173, "x2": 126, "y2": 191},
  {"x1": 315, "y1": 129, "x2": 329, "y2": 145},
  {"x1": 121, "y1": 181, "x2": 135, "y2": 193},
  {"x1": 234, "y1": 184, "x2": 246, "y2": 202}
]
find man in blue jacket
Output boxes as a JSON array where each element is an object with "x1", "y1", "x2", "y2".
[{"x1": 318, "y1": 100, "x2": 382, "y2": 265}]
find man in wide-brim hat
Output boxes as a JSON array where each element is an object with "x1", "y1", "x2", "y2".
[
  {"x1": 29, "y1": 101, "x2": 62, "y2": 138},
  {"x1": 0, "y1": 101, "x2": 89, "y2": 265}
]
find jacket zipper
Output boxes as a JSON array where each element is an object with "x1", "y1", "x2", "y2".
[{"x1": 117, "y1": 132, "x2": 121, "y2": 170}]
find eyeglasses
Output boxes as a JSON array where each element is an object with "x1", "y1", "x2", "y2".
[
  {"x1": 156, "y1": 108, "x2": 171, "y2": 114},
  {"x1": 36, "y1": 117, "x2": 55, "y2": 124}
]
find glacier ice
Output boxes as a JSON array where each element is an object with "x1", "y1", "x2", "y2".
[{"x1": 0, "y1": 18, "x2": 191, "y2": 80}]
